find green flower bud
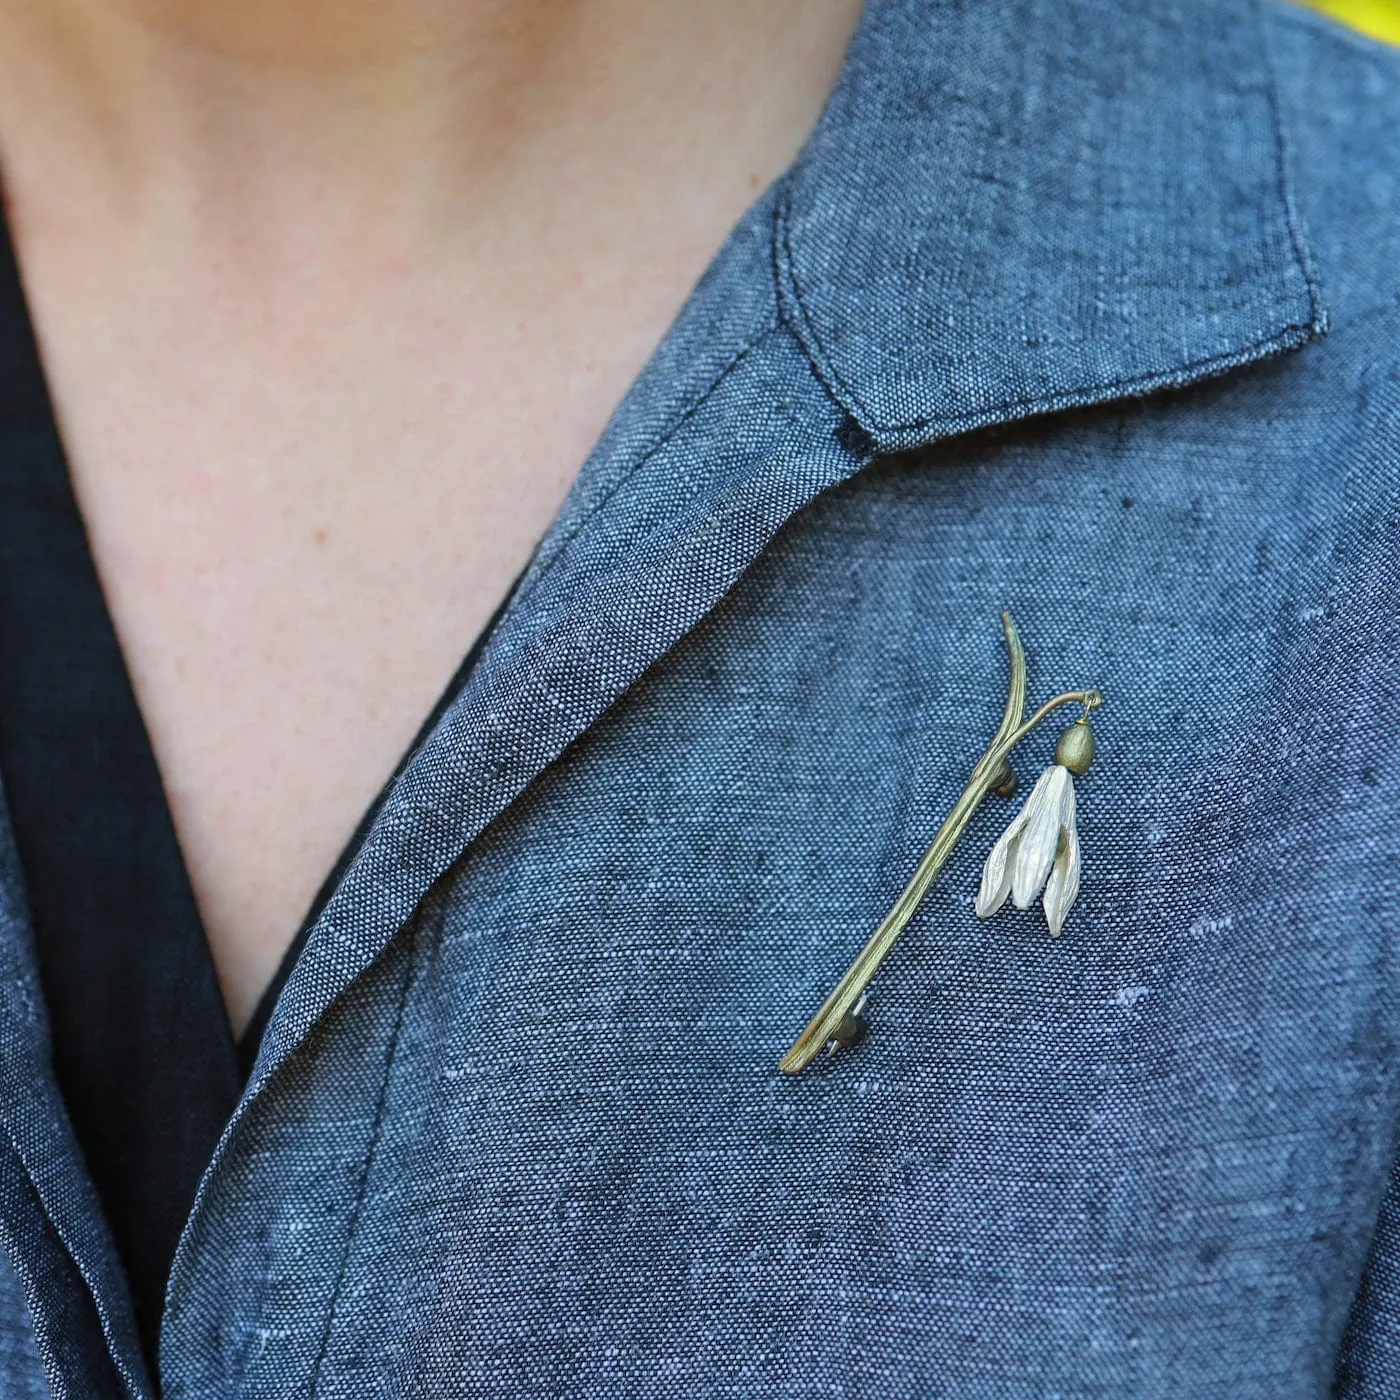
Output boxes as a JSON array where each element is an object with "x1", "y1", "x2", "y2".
[{"x1": 1054, "y1": 718, "x2": 1096, "y2": 775}]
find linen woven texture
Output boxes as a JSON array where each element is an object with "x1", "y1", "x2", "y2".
[{"x1": 0, "y1": 1, "x2": 1397, "y2": 1397}]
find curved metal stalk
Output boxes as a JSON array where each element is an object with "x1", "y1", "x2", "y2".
[{"x1": 778, "y1": 612, "x2": 1100, "y2": 1074}]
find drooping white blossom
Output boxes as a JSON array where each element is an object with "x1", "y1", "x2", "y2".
[{"x1": 975, "y1": 763, "x2": 1081, "y2": 936}]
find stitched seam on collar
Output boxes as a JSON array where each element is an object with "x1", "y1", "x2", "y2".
[
  {"x1": 770, "y1": 186, "x2": 866, "y2": 430},
  {"x1": 774, "y1": 8, "x2": 1328, "y2": 442},
  {"x1": 776, "y1": 182, "x2": 1323, "y2": 443},
  {"x1": 1256, "y1": 0, "x2": 1329, "y2": 336}
]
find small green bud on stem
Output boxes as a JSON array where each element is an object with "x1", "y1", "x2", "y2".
[{"x1": 1054, "y1": 718, "x2": 1096, "y2": 775}]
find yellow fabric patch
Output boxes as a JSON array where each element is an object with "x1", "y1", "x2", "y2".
[{"x1": 1301, "y1": 0, "x2": 1400, "y2": 44}]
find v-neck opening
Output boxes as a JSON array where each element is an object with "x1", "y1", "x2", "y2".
[
  {"x1": 233, "y1": 576, "x2": 522, "y2": 1078},
  {"x1": 0, "y1": 192, "x2": 525, "y2": 1373}
]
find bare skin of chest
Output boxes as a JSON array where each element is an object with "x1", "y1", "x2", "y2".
[
  {"x1": 0, "y1": 0, "x2": 864, "y2": 1035},
  {"x1": 31, "y1": 256, "x2": 604, "y2": 1035}
]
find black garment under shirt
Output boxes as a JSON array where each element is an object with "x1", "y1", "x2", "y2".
[{"x1": 0, "y1": 207, "x2": 522, "y2": 1374}]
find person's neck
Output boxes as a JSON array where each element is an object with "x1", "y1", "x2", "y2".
[{"x1": 0, "y1": 0, "x2": 864, "y2": 263}]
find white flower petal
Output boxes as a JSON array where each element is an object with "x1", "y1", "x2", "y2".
[
  {"x1": 975, "y1": 828, "x2": 1019, "y2": 917},
  {"x1": 1042, "y1": 778, "x2": 1080, "y2": 936},
  {"x1": 1011, "y1": 765, "x2": 1072, "y2": 909},
  {"x1": 975, "y1": 788, "x2": 1033, "y2": 918}
]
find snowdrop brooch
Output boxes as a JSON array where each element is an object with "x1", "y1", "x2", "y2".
[{"x1": 779, "y1": 611, "x2": 1102, "y2": 1074}]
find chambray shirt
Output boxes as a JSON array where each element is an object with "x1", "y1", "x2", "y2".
[{"x1": 0, "y1": 1, "x2": 1397, "y2": 1396}]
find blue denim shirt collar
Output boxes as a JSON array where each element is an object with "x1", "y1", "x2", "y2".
[{"x1": 780, "y1": 0, "x2": 1325, "y2": 448}]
